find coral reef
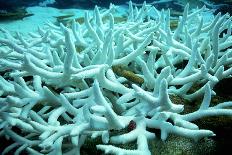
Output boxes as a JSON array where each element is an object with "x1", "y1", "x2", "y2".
[{"x1": 0, "y1": 1, "x2": 232, "y2": 155}]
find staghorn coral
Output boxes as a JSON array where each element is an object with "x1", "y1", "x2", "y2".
[{"x1": 0, "y1": 1, "x2": 232, "y2": 155}]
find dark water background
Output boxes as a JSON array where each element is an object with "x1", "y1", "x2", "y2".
[
  {"x1": 0, "y1": 0, "x2": 231, "y2": 9},
  {"x1": 0, "y1": 0, "x2": 232, "y2": 16},
  {"x1": 0, "y1": 0, "x2": 153, "y2": 10}
]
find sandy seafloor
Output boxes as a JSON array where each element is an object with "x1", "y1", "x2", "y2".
[
  {"x1": 0, "y1": 5, "x2": 128, "y2": 36},
  {"x1": 0, "y1": 6, "x2": 85, "y2": 34}
]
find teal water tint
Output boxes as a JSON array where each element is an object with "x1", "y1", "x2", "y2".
[{"x1": 0, "y1": 0, "x2": 232, "y2": 155}]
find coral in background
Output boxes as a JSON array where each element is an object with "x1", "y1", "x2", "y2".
[
  {"x1": 0, "y1": 8, "x2": 33, "y2": 21},
  {"x1": 0, "y1": 1, "x2": 232, "y2": 155},
  {"x1": 39, "y1": 0, "x2": 56, "y2": 7}
]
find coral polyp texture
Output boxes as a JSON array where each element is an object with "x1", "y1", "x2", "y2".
[{"x1": 1, "y1": 1, "x2": 232, "y2": 155}]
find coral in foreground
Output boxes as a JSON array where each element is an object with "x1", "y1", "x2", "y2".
[{"x1": 0, "y1": 1, "x2": 232, "y2": 155}]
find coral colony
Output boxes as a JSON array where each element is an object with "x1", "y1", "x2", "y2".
[{"x1": 0, "y1": 1, "x2": 232, "y2": 154}]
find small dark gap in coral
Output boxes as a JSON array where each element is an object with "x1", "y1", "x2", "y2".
[
  {"x1": 146, "y1": 127, "x2": 161, "y2": 139},
  {"x1": 174, "y1": 59, "x2": 188, "y2": 70},
  {"x1": 23, "y1": 75, "x2": 33, "y2": 82}
]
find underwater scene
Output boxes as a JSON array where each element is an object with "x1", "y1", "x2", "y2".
[{"x1": 0, "y1": 0, "x2": 232, "y2": 154}]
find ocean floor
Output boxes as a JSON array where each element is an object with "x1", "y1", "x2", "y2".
[
  {"x1": 0, "y1": 6, "x2": 86, "y2": 35},
  {"x1": 0, "y1": 5, "x2": 128, "y2": 35}
]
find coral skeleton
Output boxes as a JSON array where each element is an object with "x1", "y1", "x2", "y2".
[{"x1": 0, "y1": 1, "x2": 232, "y2": 155}]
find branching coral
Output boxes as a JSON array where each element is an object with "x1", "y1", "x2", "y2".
[{"x1": 0, "y1": 1, "x2": 232, "y2": 155}]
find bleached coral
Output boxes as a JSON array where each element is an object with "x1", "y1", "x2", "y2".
[{"x1": 0, "y1": 1, "x2": 232, "y2": 155}]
